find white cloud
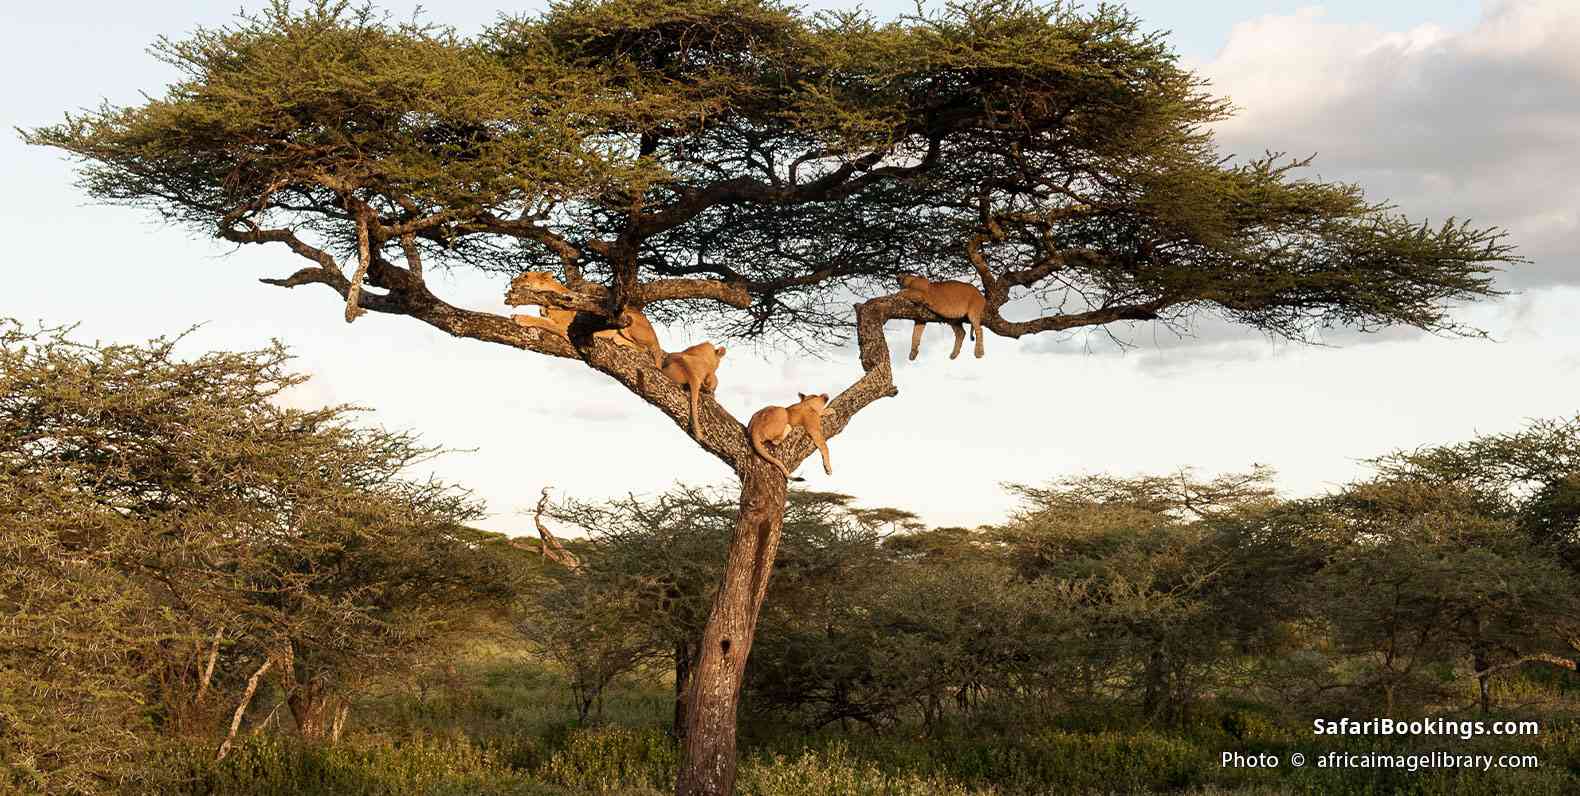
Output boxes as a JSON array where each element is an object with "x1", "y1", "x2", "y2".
[{"x1": 1197, "y1": 0, "x2": 1580, "y2": 286}]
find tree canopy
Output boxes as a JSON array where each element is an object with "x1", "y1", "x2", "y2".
[{"x1": 28, "y1": 0, "x2": 1514, "y2": 365}]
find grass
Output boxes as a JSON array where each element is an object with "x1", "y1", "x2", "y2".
[{"x1": 132, "y1": 644, "x2": 1580, "y2": 796}]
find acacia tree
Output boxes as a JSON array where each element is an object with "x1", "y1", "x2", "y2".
[
  {"x1": 0, "y1": 321, "x2": 520, "y2": 790},
  {"x1": 28, "y1": 0, "x2": 1517, "y2": 791}
]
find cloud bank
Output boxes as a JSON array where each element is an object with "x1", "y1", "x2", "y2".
[{"x1": 1197, "y1": 1, "x2": 1580, "y2": 287}]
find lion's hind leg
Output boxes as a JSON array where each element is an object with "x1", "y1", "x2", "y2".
[{"x1": 947, "y1": 320, "x2": 966, "y2": 360}]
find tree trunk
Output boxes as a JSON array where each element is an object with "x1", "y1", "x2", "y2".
[
  {"x1": 195, "y1": 624, "x2": 224, "y2": 706},
  {"x1": 330, "y1": 702, "x2": 350, "y2": 743},
  {"x1": 675, "y1": 463, "x2": 789, "y2": 796},
  {"x1": 1473, "y1": 649, "x2": 1492, "y2": 715},
  {"x1": 672, "y1": 639, "x2": 694, "y2": 739},
  {"x1": 289, "y1": 681, "x2": 332, "y2": 741},
  {"x1": 1142, "y1": 645, "x2": 1166, "y2": 720}
]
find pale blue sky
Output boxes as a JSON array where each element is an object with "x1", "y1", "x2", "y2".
[{"x1": 5, "y1": 2, "x2": 1576, "y2": 534}]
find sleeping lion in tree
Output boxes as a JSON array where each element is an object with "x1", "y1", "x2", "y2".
[
  {"x1": 509, "y1": 271, "x2": 664, "y2": 368},
  {"x1": 897, "y1": 274, "x2": 987, "y2": 360}
]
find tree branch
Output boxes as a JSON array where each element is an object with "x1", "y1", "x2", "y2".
[
  {"x1": 1473, "y1": 654, "x2": 1578, "y2": 679},
  {"x1": 761, "y1": 282, "x2": 1178, "y2": 474},
  {"x1": 505, "y1": 274, "x2": 751, "y2": 311},
  {"x1": 230, "y1": 226, "x2": 751, "y2": 467},
  {"x1": 534, "y1": 487, "x2": 581, "y2": 572},
  {"x1": 216, "y1": 657, "x2": 273, "y2": 762}
]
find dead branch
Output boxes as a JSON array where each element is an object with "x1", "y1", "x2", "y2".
[
  {"x1": 216, "y1": 657, "x2": 274, "y2": 762},
  {"x1": 195, "y1": 625, "x2": 223, "y2": 704},
  {"x1": 535, "y1": 487, "x2": 581, "y2": 572}
]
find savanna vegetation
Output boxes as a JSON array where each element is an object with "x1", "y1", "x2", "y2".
[
  {"x1": 23, "y1": 1, "x2": 1520, "y2": 788},
  {"x1": 16, "y1": 0, "x2": 1552, "y2": 793},
  {"x1": 5, "y1": 324, "x2": 1579, "y2": 795}
]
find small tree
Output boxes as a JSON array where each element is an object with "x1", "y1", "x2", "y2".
[
  {"x1": 995, "y1": 469, "x2": 1284, "y2": 723},
  {"x1": 1290, "y1": 478, "x2": 1578, "y2": 715},
  {"x1": 1316, "y1": 423, "x2": 1580, "y2": 712},
  {"x1": 27, "y1": 1, "x2": 1518, "y2": 790}
]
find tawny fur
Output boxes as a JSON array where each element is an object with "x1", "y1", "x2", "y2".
[
  {"x1": 509, "y1": 271, "x2": 664, "y2": 367},
  {"x1": 747, "y1": 393, "x2": 833, "y2": 481},
  {"x1": 897, "y1": 274, "x2": 987, "y2": 360},
  {"x1": 661, "y1": 342, "x2": 727, "y2": 440}
]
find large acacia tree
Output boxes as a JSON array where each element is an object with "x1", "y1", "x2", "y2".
[{"x1": 28, "y1": 0, "x2": 1516, "y2": 792}]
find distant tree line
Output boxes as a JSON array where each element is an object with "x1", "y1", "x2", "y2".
[{"x1": 531, "y1": 431, "x2": 1580, "y2": 737}]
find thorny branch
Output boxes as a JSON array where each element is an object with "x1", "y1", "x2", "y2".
[{"x1": 234, "y1": 208, "x2": 1177, "y2": 481}]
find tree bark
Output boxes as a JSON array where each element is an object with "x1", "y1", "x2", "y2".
[
  {"x1": 195, "y1": 625, "x2": 224, "y2": 706},
  {"x1": 1473, "y1": 649, "x2": 1492, "y2": 715},
  {"x1": 330, "y1": 702, "x2": 350, "y2": 743},
  {"x1": 1142, "y1": 645, "x2": 1166, "y2": 720},
  {"x1": 675, "y1": 462, "x2": 790, "y2": 796},
  {"x1": 672, "y1": 639, "x2": 694, "y2": 740},
  {"x1": 289, "y1": 681, "x2": 332, "y2": 741}
]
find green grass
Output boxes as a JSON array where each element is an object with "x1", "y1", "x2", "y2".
[{"x1": 132, "y1": 647, "x2": 1580, "y2": 796}]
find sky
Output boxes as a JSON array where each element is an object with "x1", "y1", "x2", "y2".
[{"x1": 4, "y1": 1, "x2": 1577, "y2": 536}]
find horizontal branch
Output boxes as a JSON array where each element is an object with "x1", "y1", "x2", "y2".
[
  {"x1": 983, "y1": 299, "x2": 1174, "y2": 338},
  {"x1": 232, "y1": 224, "x2": 751, "y2": 467},
  {"x1": 1473, "y1": 654, "x2": 1578, "y2": 679},
  {"x1": 763, "y1": 284, "x2": 1176, "y2": 474}
]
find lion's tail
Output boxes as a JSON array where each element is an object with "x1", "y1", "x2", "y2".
[{"x1": 751, "y1": 434, "x2": 802, "y2": 481}]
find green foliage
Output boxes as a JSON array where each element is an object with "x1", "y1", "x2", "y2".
[
  {"x1": 150, "y1": 734, "x2": 533, "y2": 796},
  {"x1": 0, "y1": 320, "x2": 525, "y2": 793},
  {"x1": 9, "y1": 317, "x2": 1580, "y2": 795},
  {"x1": 1282, "y1": 446, "x2": 1580, "y2": 714},
  {"x1": 520, "y1": 486, "x2": 910, "y2": 728},
  {"x1": 26, "y1": 0, "x2": 1517, "y2": 344},
  {"x1": 538, "y1": 726, "x2": 679, "y2": 792}
]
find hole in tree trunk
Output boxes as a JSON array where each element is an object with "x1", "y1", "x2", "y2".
[{"x1": 720, "y1": 638, "x2": 731, "y2": 655}]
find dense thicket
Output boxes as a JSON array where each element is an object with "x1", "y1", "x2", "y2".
[{"x1": 0, "y1": 322, "x2": 528, "y2": 794}]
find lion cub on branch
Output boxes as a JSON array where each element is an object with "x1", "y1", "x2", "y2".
[
  {"x1": 661, "y1": 342, "x2": 727, "y2": 440},
  {"x1": 747, "y1": 393, "x2": 833, "y2": 481},
  {"x1": 509, "y1": 271, "x2": 664, "y2": 368},
  {"x1": 897, "y1": 274, "x2": 987, "y2": 360}
]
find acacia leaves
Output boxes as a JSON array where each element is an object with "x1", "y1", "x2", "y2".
[{"x1": 26, "y1": 0, "x2": 1518, "y2": 346}]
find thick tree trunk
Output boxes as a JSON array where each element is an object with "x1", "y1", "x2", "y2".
[{"x1": 675, "y1": 463, "x2": 789, "y2": 796}]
